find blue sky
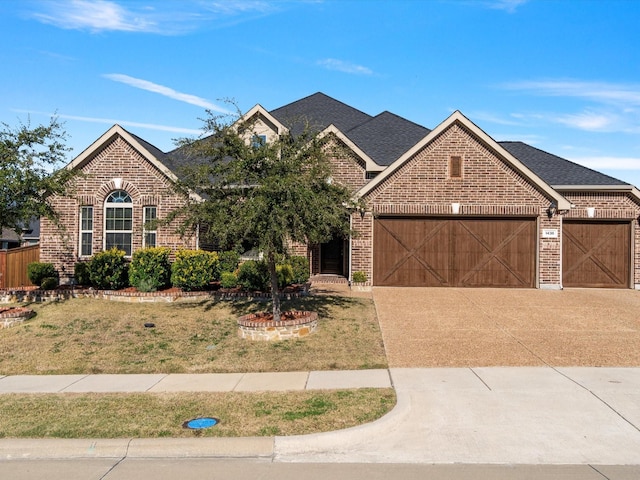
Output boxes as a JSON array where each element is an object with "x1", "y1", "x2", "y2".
[{"x1": 2, "y1": 0, "x2": 640, "y2": 186}]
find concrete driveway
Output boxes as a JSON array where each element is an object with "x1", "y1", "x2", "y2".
[{"x1": 372, "y1": 288, "x2": 640, "y2": 368}]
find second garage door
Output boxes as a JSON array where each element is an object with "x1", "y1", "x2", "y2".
[
  {"x1": 563, "y1": 220, "x2": 630, "y2": 288},
  {"x1": 374, "y1": 217, "x2": 536, "y2": 287}
]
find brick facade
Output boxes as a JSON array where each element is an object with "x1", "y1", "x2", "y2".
[
  {"x1": 561, "y1": 191, "x2": 640, "y2": 287},
  {"x1": 40, "y1": 136, "x2": 196, "y2": 283},
  {"x1": 352, "y1": 122, "x2": 563, "y2": 287}
]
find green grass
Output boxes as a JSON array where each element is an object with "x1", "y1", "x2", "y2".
[{"x1": 0, "y1": 389, "x2": 396, "y2": 438}]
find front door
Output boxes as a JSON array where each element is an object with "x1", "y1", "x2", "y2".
[{"x1": 320, "y1": 237, "x2": 345, "y2": 275}]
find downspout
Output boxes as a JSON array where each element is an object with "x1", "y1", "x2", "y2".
[{"x1": 348, "y1": 214, "x2": 353, "y2": 286}]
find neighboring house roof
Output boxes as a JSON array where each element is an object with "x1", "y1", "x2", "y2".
[{"x1": 500, "y1": 141, "x2": 628, "y2": 187}]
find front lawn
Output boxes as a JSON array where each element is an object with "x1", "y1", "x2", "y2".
[{"x1": 0, "y1": 290, "x2": 387, "y2": 375}]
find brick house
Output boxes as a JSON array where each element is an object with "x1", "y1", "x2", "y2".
[{"x1": 40, "y1": 92, "x2": 640, "y2": 289}]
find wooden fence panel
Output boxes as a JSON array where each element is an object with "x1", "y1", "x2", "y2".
[{"x1": 0, "y1": 245, "x2": 39, "y2": 289}]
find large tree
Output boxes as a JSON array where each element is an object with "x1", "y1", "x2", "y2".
[
  {"x1": 0, "y1": 117, "x2": 74, "y2": 235},
  {"x1": 172, "y1": 111, "x2": 361, "y2": 321}
]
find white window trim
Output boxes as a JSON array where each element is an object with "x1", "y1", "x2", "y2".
[
  {"x1": 104, "y1": 191, "x2": 133, "y2": 256},
  {"x1": 143, "y1": 205, "x2": 157, "y2": 248},
  {"x1": 79, "y1": 206, "x2": 93, "y2": 258}
]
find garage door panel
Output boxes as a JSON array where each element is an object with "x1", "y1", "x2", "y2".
[
  {"x1": 374, "y1": 217, "x2": 535, "y2": 287},
  {"x1": 374, "y1": 218, "x2": 451, "y2": 286},
  {"x1": 563, "y1": 221, "x2": 630, "y2": 288}
]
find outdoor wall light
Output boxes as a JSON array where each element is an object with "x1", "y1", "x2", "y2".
[{"x1": 546, "y1": 202, "x2": 557, "y2": 218}]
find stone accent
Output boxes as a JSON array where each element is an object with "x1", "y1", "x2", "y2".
[
  {"x1": 237, "y1": 311, "x2": 318, "y2": 341},
  {"x1": 0, "y1": 307, "x2": 35, "y2": 328},
  {"x1": 0, "y1": 285, "x2": 310, "y2": 304}
]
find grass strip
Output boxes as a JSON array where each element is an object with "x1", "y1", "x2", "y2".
[{"x1": 0, "y1": 389, "x2": 396, "y2": 438}]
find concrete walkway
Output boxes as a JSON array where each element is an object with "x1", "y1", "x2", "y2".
[
  {"x1": 1, "y1": 367, "x2": 639, "y2": 469},
  {"x1": 0, "y1": 369, "x2": 391, "y2": 394}
]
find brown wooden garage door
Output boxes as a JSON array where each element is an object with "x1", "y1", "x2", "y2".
[
  {"x1": 374, "y1": 217, "x2": 536, "y2": 287},
  {"x1": 563, "y1": 220, "x2": 630, "y2": 288}
]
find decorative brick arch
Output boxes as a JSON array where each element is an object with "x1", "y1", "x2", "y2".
[{"x1": 96, "y1": 179, "x2": 142, "y2": 204}]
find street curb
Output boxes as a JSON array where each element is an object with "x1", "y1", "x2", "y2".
[{"x1": 0, "y1": 437, "x2": 275, "y2": 460}]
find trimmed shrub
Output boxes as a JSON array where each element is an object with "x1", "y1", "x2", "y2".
[
  {"x1": 288, "y1": 255, "x2": 310, "y2": 284},
  {"x1": 74, "y1": 262, "x2": 91, "y2": 286},
  {"x1": 237, "y1": 260, "x2": 270, "y2": 291},
  {"x1": 129, "y1": 247, "x2": 171, "y2": 292},
  {"x1": 89, "y1": 248, "x2": 129, "y2": 290},
  {"x1": 220, "y1": 271, "x2": 238, "y2": 289},
  {"x1": 27, "y1": 262, "x2": 57, "y2": 287},
  {"x1": 352, "y1": 271, "x2": 367, "y2": 283},
  {"x1": 40, "y1": 276, "x2": 59, "y2": 290},
  {"x1": 216, "y1": 250, "x2": 240, "y2": 280},
  {"x1": 276, "y1": 263, "x2": 294, "y2": 289},
  {"x1": 170, "y1": 249, "x2": 218, "y2": 291}
]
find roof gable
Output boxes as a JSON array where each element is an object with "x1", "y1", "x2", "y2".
[
  {"x1": 358, "y1": 111, "x2": 571, "y2": 210},
  {"x1": 67, "y1": 124, "x2": 178, "y2": 183}
]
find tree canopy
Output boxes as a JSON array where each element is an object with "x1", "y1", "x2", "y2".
[
  {"x1": 0, "y1": 117, "x2": 74, "y2": 235},
  {"x1": 171, "y1": 111, "x2": 362, "y2": 320}
]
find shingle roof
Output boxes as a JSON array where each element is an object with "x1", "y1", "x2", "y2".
[
  {"x1": 500, "y1": 141, "x2": 628, "y2": 187},
  {"x1": 270, "y1": 92, "x2": 373, "y2": 134},
  {"x1": 345, "y1": 111, "x2": 430, "y2": 166}
]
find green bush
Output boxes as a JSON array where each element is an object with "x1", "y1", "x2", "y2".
[
  {"x1": 170, "y1": 249, "x2": 218, "y2": 291},
  {"x1": 40, "y1": 276, "x2": 59, "y2": 290},
  {"x1": 288, "y1": 255, "x2": 310, "y2": 284},
  {"x1": 276, "y1": 263, "x2": 294, "y2": 289},
  {"x1": 237, "y1": 260, "x2": 270, "y2": 291},
  {"x1": 89, "y1": 248, "x2": 129, "y2": 290},
  {"x1": 220, "y1": 271, "x2": 238, "y2": 289},
  {"x1": 352, "y1": 271, "x2": 367, "y2": 283},
  {"x1": 129, "y1": 247, "x2": 171, "y2": 292},
  {"x1": 74, "y1": 262, "x2": 91, "y2": 286},
  {"x1": 27, "y1": 262, "x2": 57, "y2": 286},
  {"x1": 217, "y1": 250, "x2": 240, "y2": 279}
]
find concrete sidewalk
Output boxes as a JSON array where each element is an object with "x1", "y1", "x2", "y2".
[
  {"x1": 0, "y1": 369, "x2": 392, "y2": 394},
  {"x1": 1, "y1": 367, "x2": 639, "y2": 469}
]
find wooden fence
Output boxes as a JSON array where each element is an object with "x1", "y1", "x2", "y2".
[{"x1": 0, "y1": 244, "x2": 39, "y2": 289}]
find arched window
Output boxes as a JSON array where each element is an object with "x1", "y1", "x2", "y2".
[{"x1": 105, "y1": 190, "x2": 133, "y2": 255}]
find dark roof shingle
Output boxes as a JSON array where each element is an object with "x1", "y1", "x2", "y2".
[
  {"x1": 500, "y1": 141, "x2": 628, "y2": 187},
  {"x1": 345, "y1": 111, "x2": 430, "y2": 166}
]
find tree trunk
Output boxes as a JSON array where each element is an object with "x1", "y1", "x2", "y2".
[{"x1": 267, "y1": 252, "x2": 281, "y2": 322}]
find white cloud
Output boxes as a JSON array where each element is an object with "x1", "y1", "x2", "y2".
[
  {"x1": 554, "y1": 111, "x2": 618, "y2": 131},
  {"x1": 503, "y1": 80, "x2": 640, "y2": 106},
  {"x1": 570, "y1": 156, "x2": 640, "y2": 171},
  {"x1": 484, "y1": 0, "x2": 529, "y2": 13},
  {"x1": 317, "y1": 58, "x2": 373, "y2": 75},
  {"x1": 29, "y1": 0, "x2": 282, "y2": 34},
  {"x1": 32, "y1": 0, "x2": 161, "y2": 33},
  {"x1": 104, "y1": 74, "x2": 232, "y2": 113},
  {"x1": 11, "y1": 109, "x2": 201, "y2": 135}
]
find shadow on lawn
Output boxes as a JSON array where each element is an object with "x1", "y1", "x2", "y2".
[{"x1": 175, "y1": 293, "x2": 362, "y2": 320}]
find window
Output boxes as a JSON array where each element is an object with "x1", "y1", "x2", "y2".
[
  {"x1": 143, "y1": 206, "x2": 157, "y2": 248},
  {"x1": 105, "y1": 190, "x2": 132, "y2": 255},
  {"x1": 252, "y1": 134, "x2": 267, "y2": 148},
  {"x1": 449, "y1": 156, "x2": 462, "y2": 179},
  {"x1": 80, "y1": 206, "x2": 93, "y2": 256}
]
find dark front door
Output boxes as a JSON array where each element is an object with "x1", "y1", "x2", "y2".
[{"x1": 320, "y1": 237, "x2": 345, "y2": 275}]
